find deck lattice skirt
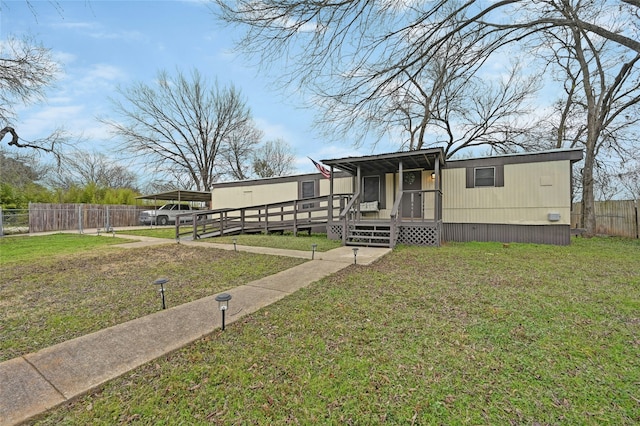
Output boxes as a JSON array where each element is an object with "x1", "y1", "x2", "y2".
[{"x1": 398, "y1": 223, "x2": 440, "y2": 246}]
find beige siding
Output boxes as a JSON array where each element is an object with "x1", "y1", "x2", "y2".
[
  {"x1": 212, "y1": 176, "x2": 353, "y2": 209},
  {"x1": 213, "y1": 181, "x2": 299, "y2": 208},
  {"x1": 422, "y1": 171, "x2": 436, "y2": 220},
  {"x1": 320, "y1": 176, "x2": 353, "y2": 195},
  {"x1": 442, "y1": 161, "x2": 572, "y2": 225},
  {"x1": 357, "y1": 171, "x2": 440, "y2": 220}
]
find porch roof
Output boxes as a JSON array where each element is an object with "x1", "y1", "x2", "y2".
[{"x1": 321, "y1": 147, "x2": 445, "y2": 176}]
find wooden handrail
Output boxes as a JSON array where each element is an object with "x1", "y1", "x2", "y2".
[
  {"x1": 391, "y1": 189, "x2": 443, "y2": 218},
  {"x1": 390, "y1": 191, "x2": 404, "y2": 219},
  {"x1": 339, "y1": 191, "x2": 360, "y2": 219},
  {"x1": 177, "y1": 194, "x2": 351, "y2": 240}
]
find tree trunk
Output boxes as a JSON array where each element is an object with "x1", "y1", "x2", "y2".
[{"x1": 580, "y1": 148, "x2": 597, "y2": 235}]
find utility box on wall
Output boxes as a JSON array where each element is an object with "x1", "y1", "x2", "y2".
[{"x1": 548, "y1": 212, "x2": 561, "y2": 222}]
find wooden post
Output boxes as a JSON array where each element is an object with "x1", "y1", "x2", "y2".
[
  {"x1": 356, "y1": 165, "x2": 361, "y2": 220},
  {"x1": 328, "y1": 166, "x2": 334, "y2": 221},
  {"x1": 264, "y1": 204, "x2": 269, "y2": 233},
  {"x1": 434, "y1": 153, "x2": 441, "y2": 222},
  {"x1": 293, "y1": 200, "x2": 298, "y2": 236},
  {"x1": 398, "y1": 161, "x2": 403, "y2": 218}
]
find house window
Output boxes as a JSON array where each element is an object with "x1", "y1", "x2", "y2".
[
  {"x1": 474, "y1": 167, "x2": 495, "y2": 187},
  {"x1": 363, "y1": 176, "x2": 380, "y2": 203},
  {"x1": 301, "y1": 180, "x2": 316, "y2": 209}
]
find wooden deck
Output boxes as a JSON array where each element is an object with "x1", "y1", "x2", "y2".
[
  {"x1": 176, "y1": 190, "x2": 442, "y2": 247},
  {"x1": 175, "y1": 195, "x2": 347, "y2": 241}
]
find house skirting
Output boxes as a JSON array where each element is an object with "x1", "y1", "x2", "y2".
[
  {"x1": 442, "y1": 223, "x2": 571, "y2": 245},
  {"x1": 397, "y1": 222, "x2": 441, "y2": 246},
  {"x1": 326, "y1": 221, "x2": 442, "y2": 247}
]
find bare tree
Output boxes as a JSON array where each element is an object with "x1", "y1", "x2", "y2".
[
  {"x1": 0, "y1": 36, "x2": 69, "y2": 160},
  {"x1": 218, "y1": 123, "x2": 263, "y2": 180},
  {"x1": 0, "y1": 147, "x2": 48, "y2": 188},
  {"x1": 46, "y1": 150, "x2": 139, "y2": 191},
  {"x1": 217, "y1": 0, "x2": 640, "y2": 235},
  {"x1": 253, "y1": 138, "x2": 296, "y2": 178},
  {"x1": 617, "y1": 164, "x2": 640, "y2": 200},
  {"x1": 533, "y1": 2, "x2": 640, "y2": 233},
  {"x1": 103, "y1": 69, "x2": 260, "y2": 191}
]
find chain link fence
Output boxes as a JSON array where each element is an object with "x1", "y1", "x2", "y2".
[{"x1": 0, "y1": 208, "x2": 29, "y2": 236}]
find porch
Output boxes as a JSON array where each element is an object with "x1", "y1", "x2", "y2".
[{"x1": 322, "y1": 148, "x2": 445, "y2": 248}]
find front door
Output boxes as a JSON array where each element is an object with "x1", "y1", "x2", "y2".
[{"x1": 402, "y1": 170, "x2": 422, "y2": 219}]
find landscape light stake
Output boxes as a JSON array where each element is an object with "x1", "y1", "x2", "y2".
[
  {"x1": 311, "y1": 244, "x2": 317, "y2": 259},
  {"x1": 154, "y1": 278, "x2": 168, "y2": 310},
  {"x1": 233, "y1": 238, "x2": 237, "y2": 251},
  {"x1": 352, "y1": 247, "x2": 359, "y2": 264},
  {"x1": 215, "y1": 293, "x2": 232, "y2": 331}
]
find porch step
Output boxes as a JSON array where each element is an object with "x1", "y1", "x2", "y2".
[
  {"x1": 346, "y1": 240, "x2": 391, "y2": 248},
  {"x1": 346, "y1": 224, "x2": 392, "y2": 248}
]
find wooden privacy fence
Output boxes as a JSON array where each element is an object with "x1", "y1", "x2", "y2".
[
  {"x1": 29, "y1": 203, "x2": 147, "y2": 233},
  {"x1": 571, "y1": 199, "x2": 639, "y2": 238}
]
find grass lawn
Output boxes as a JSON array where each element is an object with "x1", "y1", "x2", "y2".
[
  {"x1": 0, "y1": 234, "x2": 306, "y2": 362},
  {"x1": 119, "y1": 227, "x2": 342, "y2": 252},
  {"x1": 27, "y1": 236, "x2": 640, "y2": 425}
]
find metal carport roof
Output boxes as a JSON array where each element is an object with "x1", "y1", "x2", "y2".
[{"x1": 136, "y1": 190, "x2": 212, "y2": 203}]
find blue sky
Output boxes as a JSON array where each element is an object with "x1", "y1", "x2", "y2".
[{"x1": 1, "y1": 0, "x2": 374, "y2": 175}]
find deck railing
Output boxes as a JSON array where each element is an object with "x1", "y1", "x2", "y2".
[
  {"x1": 389, "y1": 189, "x2": 442, "y2": 247},
  {"x1": 176, "y1": 194, "x2": 351, "y2": 241},
  {"x1": 338, "y1": 191, "x2": 360, "y2": 245}
]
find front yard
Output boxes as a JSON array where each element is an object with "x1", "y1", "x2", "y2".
[
  {"x1": 3, "y1": 235, "x2": 638, "y2": 424},
  {"x1": 0, "y1": 234, "x2": 306, "y2": 362}
]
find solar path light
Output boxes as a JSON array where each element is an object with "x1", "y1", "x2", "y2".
[
  {"x1": 311, "y1": 244, "x2": 318, "y2": 259},
  {"x1": 233, "y1": 238, "x2": 237, "y2": 251},
  {"x1": 215, "y1": 293, "x2": 232, "y2": 331},
  {"x1": 352, "y1": 247, "x2": 359, "y2": 264},
  {"x1": 154, "y1": 278, "x2": 169, "y2": 310}
]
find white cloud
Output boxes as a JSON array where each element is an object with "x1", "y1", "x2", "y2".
[
  {"x1": 51, "y1": 21, "x2": 96, "y2": 31},
  {"x1": 253, "y1": 117, "x2": 295, "y2": 145}
]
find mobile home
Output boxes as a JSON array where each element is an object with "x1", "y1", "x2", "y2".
[{"x1": 209, "y1": 148, "x2": 582, "y2": 246}]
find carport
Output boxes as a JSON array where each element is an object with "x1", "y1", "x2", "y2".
[{"x1": 136, "y1": 190, "x2": 212, "y2": 208}]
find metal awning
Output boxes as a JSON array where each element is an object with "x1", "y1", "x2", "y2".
[
  {"x1": 136, "y1": 190, "x2": 211, "y2": 203},
  {"x1": 321, "y1": 148, "x2": 445, "y2": 175}
]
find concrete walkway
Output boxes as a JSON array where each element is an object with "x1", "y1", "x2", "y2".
[{"x1": 0, "y1": 234, "x2": 390, "y2": 426}]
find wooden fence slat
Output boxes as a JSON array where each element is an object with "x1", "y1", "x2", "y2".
[
  {"x1": 571, "y1": 199, "x2": 639, "y2": 238},
  {"x1": 28, "y1": 203, "x2": 148, "y2": 233}
]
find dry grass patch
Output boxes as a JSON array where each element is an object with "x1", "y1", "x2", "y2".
[{"x1": 0, "y1": 236, "x2": 306, "y2": 361}]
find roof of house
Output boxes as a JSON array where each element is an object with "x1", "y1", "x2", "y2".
[{"x1": 445, "y1": 148, "x2": 583, "y2": 168}]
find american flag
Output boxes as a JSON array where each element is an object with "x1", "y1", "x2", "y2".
[{"x1": 308, "y1": 157, "x2": 331, "y2": 179}]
